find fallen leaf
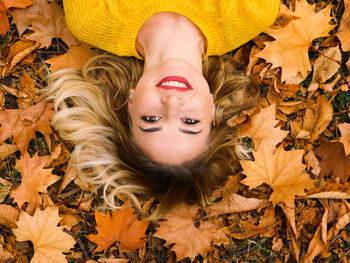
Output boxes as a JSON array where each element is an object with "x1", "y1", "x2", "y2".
[
  {"x1": 256, "y1": 0, "x2": 335, "y2": 81},
  {"x1": 337, "y1": 0, "x2": 350, "y2": 51},
  {"x1": 87, "y1": 202, "x2": 149, "y2": 252},
  {"x1": 314, "y1": 139, "x2": 350, "y2": 183},
  {"x1": 279, "y1": 203, "x2": 298, "y2": 238},
  {"x1": 0, "y1": 143, "x2": 18, "y2": 161},
  {"x1": 327, "y1": 200, "x2": 350, "y2": 241},
  {"x1": 237, "y1": 104, "x2": 289, "y2": 151},
  {"x1": 304, "y1": 150, "x2": 321, "y2": 176},
  {"x1": 310, "y1": 46, "x2": 341, "y2": 89},
  {"x1": 0, "y1": 204, "x2": 19, "y2": 228},
  {"x1": 296, "y1": 95, "x2": 333, "y2": 142},
  {"x1": 204, "y1": 194, "x2": 269, "y2": 217},
  {"x1": 0, "y1": 0, "x2": 33, "y2": 35},
  {"x1": 223, "y1": 220, "x2": 269, "y2": 239},
  {"x1": 240, "y1": 145, "x2": 315, "y2": 207},
  {"x1": 12, "y1": 206, "x2": 75, "y2": 263},
  {"x1": 338, "y1": 122, "x2": 350, "y2": 156},
  {"x1": 303, "y1": 216, "x2": 326, "y2": 263},
  {"x1": 10, "y1": 152, "x2": 60, "y2": 208},
  {"x1": 46, "y1": 44, "x2": 97, "y2": 73},
  {"x1": 0, "y1": 101, "x2": 54, "y2": 154},
  {"x1": 44, "y1": 142, "x2": 70, "y2": 168},
  {"x1": 154, "y1": 203, "x2": 214, "y2": 261},
  {"x1": 304, "y1": 183, "x2": 350, "y2": 199},
  {"x1": 25, "y1": 0, "x2": 79, "y2": 48}
]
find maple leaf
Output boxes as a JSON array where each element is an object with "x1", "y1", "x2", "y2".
[
  {"x1": 240, "y1": 145, "x2": 315, "y2": 207},
  {"x1": 87, "y1": 202, "x2": 149, "y2": 252},
  {"x1": 10, "y1": 152, "x2": 60, "y2": 208},
  {"x1": 25, "y1": 0, "x2": 78, "y2": 48},
  {"x1": 46, "y1": 44, "x2": 97, "y2": 73},
  {"x1": 0, "y1": 101, "x2": 54, "y2": 154},
  {"x1": 314, "y1": 139, "x2": 350, "y2": 183},
  {"x1": 256, "y1": 0, "x2": 335, "y2": 81},
  {"x1": 154, "y1": 203, "x2": 214, "y2": 261},
  {"x1": 0, "y1": 0, "x2": 33, "y2": 35},
  {"x1": 12, "y1": 206, "x2": 75, "y2": 262},
  {"x1": 337, "y1": 0, "x2": 350, "y2": 52},
  {"x1": 237, "y1": 104, "x2": 289, "y2": 151},
  {"x1": 338, "y1": 122, "x2": 350, "y2": 156}
]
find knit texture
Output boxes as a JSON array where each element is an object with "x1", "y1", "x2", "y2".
[{"x1": 63, "y1": 0, "x2": 280, "y2": 59}]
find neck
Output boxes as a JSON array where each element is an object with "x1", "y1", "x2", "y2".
[{"x1": 136, "y1": 12, "x2": 205, "y2": 74}]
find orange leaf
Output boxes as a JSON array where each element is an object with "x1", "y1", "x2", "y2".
[
  {"x1": 0, "y1": 0, "x2": 33, "y2": 35},
  {"x1": 25, "y1": 0, "x2": 78, "y2": 48},
  {"x1": 237, "y1": 104, "x2": 289, "y2": 151},
  {"x1": 87, "y1": 202, "x2": 149, "y2": 252},
  {"x1": 337, "y1": 0, "x2": 350, "y2": 52},
  {"x1": 154, "y1": 203, "x2": 214, "y2": 261},
  {"x1": 240, "y1": 145, "x2": 315, "y2": 207},
  {"x1": 339, "y1": 122, "x2": 350, "y2": 156},
  {"x1": 46, "y1": 44, "x2": 97, "y2": 73},
  {"x1": 256, "y1": 0, "x2": 334, "y2": 81},
  {"x1": 10, "y1": 152, "x2": 60, "y2": 208},
  {"x1": 0, "y1": 101, "x2": 54, "y2": 154}
]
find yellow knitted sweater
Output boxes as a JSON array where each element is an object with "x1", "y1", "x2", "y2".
[{"x1": 63, "y1": 0, "x2": 280, "y2": 59}]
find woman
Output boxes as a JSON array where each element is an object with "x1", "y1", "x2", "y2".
[{"x1": 44, "y1": 0, "x2": 280, "y2": 219}]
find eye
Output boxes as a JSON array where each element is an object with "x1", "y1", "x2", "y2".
[
  {"x1": 141, "y1": 116, "x2": 161, "y2": 122},
  {"x1": 182, "y1": 118, "x2": 199, "y2": 125}
]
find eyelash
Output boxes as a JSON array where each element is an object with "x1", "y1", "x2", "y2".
[{"x1": 141, "y1": 116, "x2": 199, "y2": 125}]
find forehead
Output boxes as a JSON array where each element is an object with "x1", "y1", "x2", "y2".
[{"x1": 131, "y1": 128, "x2": 210, "y2": 164}]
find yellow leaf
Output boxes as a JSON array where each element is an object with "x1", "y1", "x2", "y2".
[
  {"x1": 12, "y1": 206, "x2": 75, "y2": 263},
  {"x1": 240, "y1": 145, "x2": 315, "y2": 207},
  {"x1": 256, "y1": 0, "x2": 334, "y2": 81},
  {"x1": 237, "y1": 104, "x2": 289, "y2": 151}
]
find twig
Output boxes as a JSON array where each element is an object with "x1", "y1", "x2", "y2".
[{"x1": 63, "y1": 228, "x2": 89, "y2": 260}]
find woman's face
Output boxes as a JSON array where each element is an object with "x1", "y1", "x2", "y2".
[{"x1": 128, "y1": 58, "x2": 215, "y2": 165}]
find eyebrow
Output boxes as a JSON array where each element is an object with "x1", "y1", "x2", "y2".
[{"x1": 138, "y1": 126, "x2": 202, "y2": 135}]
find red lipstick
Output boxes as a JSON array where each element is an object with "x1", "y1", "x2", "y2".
[{"x1": 155, "y1": 76, "x2": 193, "y2": 92}]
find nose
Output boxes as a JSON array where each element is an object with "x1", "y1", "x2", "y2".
[{"x1": 161, "y1": 95, "x2": 184, "y2": 116}]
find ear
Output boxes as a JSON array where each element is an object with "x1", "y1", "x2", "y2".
[{"x1": 128, "y1": 89, "x2": 135, "y2": 109}]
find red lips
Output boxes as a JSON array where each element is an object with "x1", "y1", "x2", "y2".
[{"x1": 155, "y1": 76, "x2": 193, "y2": 92}]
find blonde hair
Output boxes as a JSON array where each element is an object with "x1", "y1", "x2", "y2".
[{"x1": 42, "y1": 53, "x2": 256, "y2": 219}]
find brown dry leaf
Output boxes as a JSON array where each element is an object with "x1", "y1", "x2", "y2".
[
  {"x1": 204, "y1": 194, "x2": 269, "y2": 217},
  {"x1": 237, "y1": 104, "x2": 289, "y2": 151},
  {"x1": 3, "y1": 40, "x2": 39, "y2": 74},
  {"x1": 337, "y1": 0, "x2": 350, "y2": 51},
  {"x1": 310, "y1": 46, "x2": 341, "y2": 90},
  {"x1": 44, "y1": 143, "x2": 70, "y2": 168},
  {"x1": 339, "y1": 122, "x2": 350, "y2": 156},
  {"x1": 58, "y1": 205, "x2": 80, "y2": 228},
  {"x1": 10, "y1": 152, "x2": 60, "y2": 208},
  {"x1": 58, "y1": 160, "x2": 78, "y2": 194},
  {"x1": 0, "y1": 143, "x2": 18, "y2": 161},
  {"x1": 223, "y1": 220, "x2": 269, "y2": 239},
  {"x1": 256, "y1": 0, "x2": 334, "y2": 81},
  {"x1": 327, "y1": 200, "x2": 350, "y2": 241},
  {"x1": 279, "y1": 203, "x2": 298, "y2": 238},
  {"x1": 314, "y1": 139, "x2": 350, "y2": 183},
  {"x1": 0, "y1": 0, "x2": 33, "y2": 35},
  {"x1": 25, "y1": 0, "x2": 78, "y2": 48},
  {"x1": 303, "y1": 215, "x2": 327, "y2": 262},
  {"x1": 304, "y1": 183, "x2": 350, "y2": 199},
  {"x1": 240, "y1": 145, "x2": 315, "y2": 207},
  {"x1": 258, "y1": 206, "x2": 277, "y2": 238},
  {"x1": 296, "y1": 95, "x2": 333, "y2": 142},
  {"x1": 0, "y1": 204, "x2": 19, "y2": 228},
  {"x1": 87, "y1": 201, "x2": 149, "y2": 252},
  {"x1": 304, "y1": 150, "x2": 321, "y2": 176},
  {"x1": 0, "y1": 101, "x2": 54, "y2": 154},
  {"x1": 46, "y1": 44, "x2": 97, "y2": 73},
  {"x1": 154, "y1": 203, "x2": 214, "y2": 261},
  {"x1": 12, "y1": 206, "x2": 75, "y2": 263}
]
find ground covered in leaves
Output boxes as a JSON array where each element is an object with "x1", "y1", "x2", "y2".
[{"x1": 0, "y1": 0, "x2": 349, "y2": 262}]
